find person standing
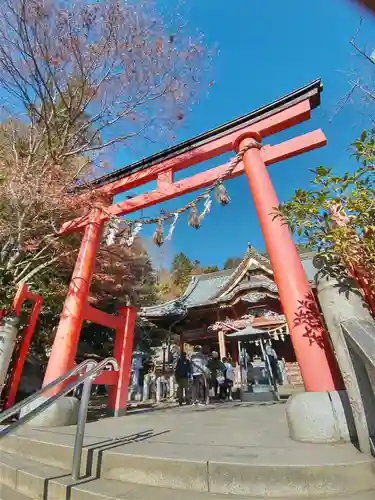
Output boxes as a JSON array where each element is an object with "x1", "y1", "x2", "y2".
[
  {"x1": 265, "y1": 343, "x2": 281, "y2": 384},
  {"x1": 222, "y1": 357, "x2": 235, "y2": 401},
  {"x1": 174, "y1": 352, "x2": 192, "y2": 405},
  {"x1": 208, "y1": 351, "x2": 227, "y2": 400},
  {"x1": 191, "y1": 345, "x2": 208, "y2": 405}
]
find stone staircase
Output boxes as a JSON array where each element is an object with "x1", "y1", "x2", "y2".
[
  {"x1": 1, "y1": 402, "x2": 375, "y2": 499},
  {"x1": 1, "y1": 451, "x2": 375, "y2": 500}
]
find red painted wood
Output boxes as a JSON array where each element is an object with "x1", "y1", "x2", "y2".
[
  {"x1": 60, "y1": 129, "x2": 326, "y2": 234},
  {"x1": 87, "y1": 100, "x2": 311, "y2": 198},
  {"x1": 43, "y1": 209, "x2": 105, "y2": 393},
  {"x1": 240, "y1": 135, "x2": 342, "y2": 392},
  {"x1": 83, "y1": 303, "x2": 123, "y2": 330},
  {"x1": 157, "y1": 169, "x2": 174, "y2": 193},
  {"x1": 4, "y1": 296, "x2": 43, "y2": 409},
  {"x1": 93, "y1": 370, "x2": 119, "y2": 386},
  {"x1": 107, "y1": 306, "x2": 136, "y2": 415},
  {"x1": 12, "y1": 283, "x2": 36, "y2": 317},
  {"x1": 47, "y1": 95, "x2": 339, "y2": 398}
]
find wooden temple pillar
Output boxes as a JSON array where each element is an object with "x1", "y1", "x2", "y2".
[
  {"x1": 218, "y1": 330, "x2": 227, "y2": 359},
  {"x1": 231, "y1": 341, "x2": 239, "y2": 364}
]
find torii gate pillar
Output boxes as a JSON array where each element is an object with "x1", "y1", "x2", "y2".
[
  {"x1": 43, "y1": 208, "x2": 105, "y2": 389},
  {"x1": 238, "y1": 134, "x2": 339, "y2": 391}
]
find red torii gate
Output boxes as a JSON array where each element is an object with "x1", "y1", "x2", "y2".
[{"x1": 43, "y1": 79, "x2": 342, "y2": 407}]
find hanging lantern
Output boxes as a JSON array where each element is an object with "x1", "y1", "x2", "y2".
[
  {"x1": 152, "y1": 220, "x2": 164, "y2": 246},
  {"x1": 188, "y1": 203, "x2": 200, "y2": 229},
  {"x1": 214, "y1": 182, "x2": 230, "y2": 205}
]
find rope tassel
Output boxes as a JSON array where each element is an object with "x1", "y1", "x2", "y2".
[
  {"x1": 214, "y1": 182, "x2": 230, "y2": 205},
  {"x1": 153, "y1": 220, "x2": 164, "y2": 246},
  {"x1": 188, "y1": 203, "x2": 200, "y2": 229}
]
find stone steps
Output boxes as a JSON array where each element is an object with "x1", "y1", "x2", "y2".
[
  {"x1": 1, "y1": 430, "x2": 375, "y2": 499},
  {"x1": 1, "y1": 450, "x2": 375, "y2": 500},
  {"x1": 1, "y1": 403, "x2": 374, "y2": 499},
  {"x1": 1, "y1": 484, "x2": 31, "y2": 500}
]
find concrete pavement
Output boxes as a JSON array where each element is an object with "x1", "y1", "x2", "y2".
[{"x1": 1, "y1": 401, "x2": 375, "y2": 498}]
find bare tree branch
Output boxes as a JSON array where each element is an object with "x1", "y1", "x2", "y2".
[{"x1": 0, "y1": 0, "x2": 210, "y2": 291}]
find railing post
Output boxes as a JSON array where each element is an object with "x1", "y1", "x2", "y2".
[
  {"x1": 71, "y1": 366, "x2": 95, "y2": 481},
  {"x1": 108, "y1": 306, "x2": 136, "y2": 416}
]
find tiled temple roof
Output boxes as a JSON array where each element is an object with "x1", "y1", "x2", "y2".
[{"x1": 140, "y1": 246, "x2": 278, "y2": 319}]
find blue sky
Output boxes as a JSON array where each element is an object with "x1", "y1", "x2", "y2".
[{"x1": 116, "y1": 0, "x2": 375, "y2": 270}]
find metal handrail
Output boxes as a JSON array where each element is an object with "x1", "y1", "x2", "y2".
[
  {"x1": 0, "y1": 357, "x2": 119, "y2": 481},
  {"x1": 0, "y1": 358, "x2": 95, "y2": 424}
]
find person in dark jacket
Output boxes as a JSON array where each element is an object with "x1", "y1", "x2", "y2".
[
  {"x1": 207, "y1": 351, "x2": 227, "y2": 400},
  {"x1": 174, "y1": 352, "x2": 192, "y2": 405}
]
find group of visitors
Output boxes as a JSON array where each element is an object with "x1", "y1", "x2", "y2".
[{"x1": 174, "y1": 345, "x2": 235, "y2": 406}]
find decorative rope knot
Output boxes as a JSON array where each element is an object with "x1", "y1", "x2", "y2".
[{"x1": 103, "y1": 135, "x2": 265, "y2": 247}]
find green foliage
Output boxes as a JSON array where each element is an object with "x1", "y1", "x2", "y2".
[
  {"x1": 171, "y1": 252, "x2": 194, "y2": 290},
  {"x1": 201, "y1": 265, "x2": 219, "y2": 274},
  {"x1": 278, "y1": 130, "x2": 375, "y2": 281},
  {"x1": 223, "y1": 257, "x2": 242, "y2": 270},
  {"x1": 171, "y1": 253, "x2": 219, "y2": 293}
]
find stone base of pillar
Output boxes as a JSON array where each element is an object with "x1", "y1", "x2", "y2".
[
  {"x1": 20, "y1": 396, "x2": 79, "y2": 427},
  {"x1": 286, "y1": 390, "x2": 357, "y2": 444}
]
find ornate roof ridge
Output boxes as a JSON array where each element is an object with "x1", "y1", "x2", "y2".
[
  {"x1": 190, "y1": 268, "x2": 234, "y2": 280},
  {"x1": 209, "y1": 244, "x2": 272, "y2": 301},
  {"x1": 247, "y1": 245, "x2": 272, "y2": 270}
]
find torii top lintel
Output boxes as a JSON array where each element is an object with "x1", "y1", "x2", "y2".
[{"x1": 61, "y1": 79, "x2": 326, "y2": 235}]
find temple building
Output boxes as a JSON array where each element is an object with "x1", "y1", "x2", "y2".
[{"x1": 140, "y1": 246, "x2": 317, "y2": 387}]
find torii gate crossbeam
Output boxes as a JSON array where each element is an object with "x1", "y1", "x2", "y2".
[{"x1": 43, "y1": 79, "x2": 342, "y2": 402}]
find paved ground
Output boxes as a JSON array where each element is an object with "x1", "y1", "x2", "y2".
[{"x1": 8, "y1": 400, "x2": 368, "y2": 466}]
